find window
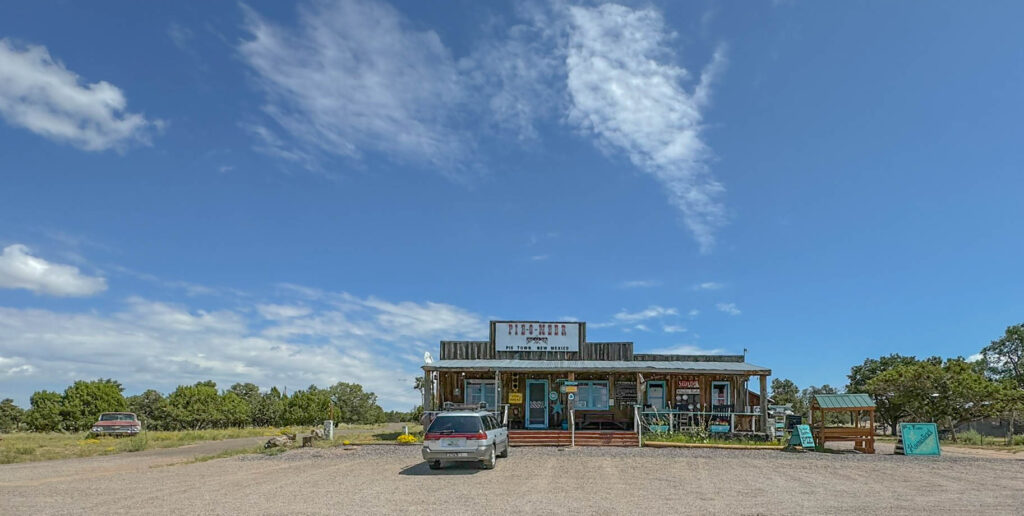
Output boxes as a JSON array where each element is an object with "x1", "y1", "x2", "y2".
[
  {"x1": 465, "y1": 380, "x2": 497, "y2": 409},
  {"x1": 711, "y1": 382, "x2": 731, "y2": 412},
  {"x1": 576, "y1": 381, "x2": 610, "y2": 410},
  {"x1": 647, "y1": 381, "x2": 666, "y2": 410},
  {"x1": 427, "y1": 416, "x2": 482, "y2": 434}
]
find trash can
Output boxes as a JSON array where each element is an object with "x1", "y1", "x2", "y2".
[{"x1": 324, "y1": 420, "x2": 334, "y2": 440}]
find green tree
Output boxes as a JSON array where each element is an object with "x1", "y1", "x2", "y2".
[
  {"x1": 769, "y1": 378, "x2": 803, "y2": 415},
  {"x1": 218, "y1": 392, "x2": 251, "y2": 427},
  {"x1": 281, "y1": 386, "x2": 331, "y2": 426},
  {"x1": 868, "y1": 358, "x2": 994, "y2": 441},
  {"x1": 61, "y1": 379, "x2": 127, "y2": 432},
  {"x1": 126, "y1": 390, "x2": 167, "y2": 430},
  {"x1": 329, "y1": 382, "x2": 385, "y2": 424},
  {"x1": 25, "y1": 390, "x2": 63, "y2": 432},
  {"x1": 0, "y1": 398, "x2": 25, "y2": 432},
  {"x1": 982, "y1": 324, "x2": 1024, "y2": 388},
  {"x1": 164, "y1": 381, "x2": 223, "y2": 430},
  {"x1": 847, "y1": 354, "x2": 921, "y2": 435},
  {"x1": 252, "y1": 387, "x2": 285, "y2": 427}
]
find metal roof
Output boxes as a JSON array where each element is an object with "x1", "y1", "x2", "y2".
[
  {"x1": 423, "y1": 359, "x2": 770, "y2": 375},
  {"x1": 813, "y1": 393, "x2": 875, "y2": 409}
]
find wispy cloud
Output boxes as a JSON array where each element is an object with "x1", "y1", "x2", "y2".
[
  {"x1": 613, "y1": 305, "x2": 678, "y2": 323},
  {"x1": 620, "y1": 279, "x2": 661, "y2": 288},
  {"x1": 0, "y1": 39, "x2": 159, "y2": 151},
  {"x1": 716, "y1": 302, "x2": 741, "y2": 316},
  {"x1": 688, "y1": 309, "x2": 700, "y2": 317},
  {"x1": 0, "y1": 244, "x2": 107, "y2": 297},
  {"x1": 565, "y1": 4, "x2": 727, "y2": 252},
  {"x1": 530, "y1": 254, "x2": 549, "y2": 261},
  {"x1": 239, "y1": 0, "x2": 468, "y2": 173},
  {"x1": 662, "y1": 324, "x2": 687, "y2": 333},
  {"x1": 651, "y1": 344, "x2": 725, "y2": 355},
  {"x1": 692, "y1": 281, "x2": 724, "y2": 291}
]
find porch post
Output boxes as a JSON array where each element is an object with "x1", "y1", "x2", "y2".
[
  {"x1": 759, "y1": 374, "x2": 769, "y2": 438},
  {"x1": 495, "y1": 370, "x2": 501, "y2": 412}
]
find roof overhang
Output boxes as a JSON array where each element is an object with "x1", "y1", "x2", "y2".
[{"x1": 423, "y1": 359, "x2": 770, "y2": 376}]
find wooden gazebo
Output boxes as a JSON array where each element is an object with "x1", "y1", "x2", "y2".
[{"x1": 810, "y1": 394, "x2": 876, "y2": 454}]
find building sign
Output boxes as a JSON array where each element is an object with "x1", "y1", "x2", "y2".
[
  {"x1": 676, "y1": 379, "x2": 700, "y2": 395},
  {"x1": 615, "y1": 382, "x2": 637, "y2": 404},
  {"x1": 508, "y1": 392, "x2": 523, "y2": 404},
  {"x1": 493, "y1": 321, "x2": 581, "y2": 352}
]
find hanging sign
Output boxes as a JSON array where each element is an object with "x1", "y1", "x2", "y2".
[
  {"x1": 565, "y1": 386, "x2": 578, "y2": 393},
  {"x1": 897, "y1": 423, "x2": 940, "y2": 456},
  {"x1": 493, "y1": 321, "x2": 582, "y2": 352},
  {"x1": 787, "y1": 424, "x2": 816, "y2": 449},
  {"x1": 548, "y1": 391, "x2": 558, "y2": 401},
  {"x1": 508, "y1": 392, "x2": 523, "y2": 404}
]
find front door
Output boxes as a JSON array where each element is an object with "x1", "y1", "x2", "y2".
[{"x1": 525, "y1": 380, "x2": 548, "y2": 429}]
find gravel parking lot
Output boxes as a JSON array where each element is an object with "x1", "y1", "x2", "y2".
[{"x1": 2, "y1": 443, "x2": 1022, "y2": 515}]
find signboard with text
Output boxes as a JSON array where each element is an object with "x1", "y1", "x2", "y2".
[
  {"x1": 898, "y1": 423, "x2": 940, "y2": 456},
  {"x1": 788, "y1": 424, "x2": 816, "y2": 448},
  {"x1": 493, "y1": 321, "x2": 582, "y2": 352},
  {"x1": 508, "y1": 392, "x2": 523, "y2": 404}
]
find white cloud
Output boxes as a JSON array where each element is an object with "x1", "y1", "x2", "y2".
[
  {"x1": 688, "y1": 309, "x2": 700, "y2": 317},
  {"x1": 239, "y1": 0, "x2": 467, "y2": 172},
  {"x1": 0, "y1": 244, "x2": 107, "y2": 297},
  {"x1": 663, "y1": 324, "x2": 687, "y2": 333},
  {"x1": 716, "y1": 302, "x2": 741, "y2": 316},
  {"x1": 565, "y1": 4, "x2": 727, "y2": 252},
  {"x1": 530, "y1": 254, "x2": 549, "y2": 261},
  {"x1": 613, "y1": 305, "x2": 678, "y2": 323},
  {"x1": 651, "y1": 344, "x2": 725, "y2": 355},
  {"x1": 0, "y1": 39, "x2": 158, "y2": 151},
  {"x1": 620, "y1": 279, "x2": 661, "y2": 288},
  {"x1": 0, "y1": 291, "x2": 485, "y2": 409},
  {"x1": 257, "y1": 304, "x2": 313, "y2": 320},
  {"x1": 693, "y1": 281, "x2": 724, "y2": 290},
  {"x1": 968, "y1": 353, "x2": 984, "y2": 363}
]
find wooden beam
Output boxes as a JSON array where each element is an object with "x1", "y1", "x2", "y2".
[{"x1": 759, "y1": 374, "x2": 768, "y2": 438}]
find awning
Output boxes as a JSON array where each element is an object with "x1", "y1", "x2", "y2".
[{"x1": 423, "y1": 359, "x2": 770, "y2": 376}]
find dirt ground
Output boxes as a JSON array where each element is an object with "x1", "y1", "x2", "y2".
[{"x1": 2, "y1": 441, "x2": 1022, "y2": 515}]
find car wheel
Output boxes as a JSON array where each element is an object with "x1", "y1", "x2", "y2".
[
  {"x1": 498, "y1": 440, "x2": 509, "y2": 458},
  {"x1": 428, "y1": 460, "x2": 442, "y2": 470},
  {"x1": 481, "y1": 445, "x2": 496, "y2": 469}
]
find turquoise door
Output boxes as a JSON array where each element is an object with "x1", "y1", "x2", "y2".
[{"x1": 525, "y1": 380, "x2": 548, "y2": 429}]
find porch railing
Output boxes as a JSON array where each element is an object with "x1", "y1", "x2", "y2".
[
  {"x1": 636, "y1": 409, "x2": 763, "y2": 434},
  {"x1": 569, "y1": 409, "x2": 575, "y2": 447}
]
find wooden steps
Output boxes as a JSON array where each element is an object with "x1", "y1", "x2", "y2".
[{"x1": 509, "y1": 430, "x2": 639, "y2": 447}]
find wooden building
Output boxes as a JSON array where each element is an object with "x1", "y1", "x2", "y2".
[{"x1": 422, "y1": 321, "x2": 772, "y2": 437}]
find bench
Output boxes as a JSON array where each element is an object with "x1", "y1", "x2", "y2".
[{"x1": 579, "y1": 411, "x2": 625, "y2": 430}]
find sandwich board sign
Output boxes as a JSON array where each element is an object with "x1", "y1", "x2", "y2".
[
  {"x1": 788, "y1": 424, "x2": 816, "y2": 449},
  {"x1": 896, "y1": 423, "x2": 940, "y2": 456}
]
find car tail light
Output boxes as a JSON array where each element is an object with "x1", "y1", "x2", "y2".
[
  {"x1": 470, "y1": 431, "x2": 487, "y2": 441},
  {"x1": 423, "y1": 433, "x2": 441, "y2": 441}
]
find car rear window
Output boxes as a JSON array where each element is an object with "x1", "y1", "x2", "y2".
[
  {"x1": 428, "y1": 416, "x2": 482, "y2": 434},
  {"x1": 99, "y1": 414, "x2": 136, "y2": 421}
]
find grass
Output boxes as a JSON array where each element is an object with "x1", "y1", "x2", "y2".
[
  {"x1": 0, "y1": 423, "x2": 424, "y2": 465},
  {"x1": 643, "y1": 432, "x2": 780, "y2": 447},
  {"x1": 0, "y1": 427, "x2": 282, "y2": 465}
]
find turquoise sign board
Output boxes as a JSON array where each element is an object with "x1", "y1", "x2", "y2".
[
  {"x1": 787, "y1": 424, "x2": 816, "y2": 448},
  {"x1": 901, "y1": 423, "x2": 941, "y2": 456}
]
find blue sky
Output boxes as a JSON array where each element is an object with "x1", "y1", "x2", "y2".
[{"x1": 1, "y1": 1, "x2": 1022, "y2": 410}]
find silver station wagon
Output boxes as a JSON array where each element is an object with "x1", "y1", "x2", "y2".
[{"x1": 422, "y1": 410, "x2": 509, "y2": 470}]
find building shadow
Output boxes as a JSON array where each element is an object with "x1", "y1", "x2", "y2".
[{"x1": 399, "y1": 461, "x2": 483, "y2": 476}]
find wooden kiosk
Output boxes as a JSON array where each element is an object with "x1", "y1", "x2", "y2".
[{"x1": 810, "y1": 394, "x2": 876, "y2": 454}]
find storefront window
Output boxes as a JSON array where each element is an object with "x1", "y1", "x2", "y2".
[
  {"x1": 711, "y1": 382, "x2": 731, "y2": 412},
  {"x1": 576, "y1": 381, "x2": 609, "y2": 410},
  {"x1": 465, "y1": 380, "x2": 496, "y2": 409}
]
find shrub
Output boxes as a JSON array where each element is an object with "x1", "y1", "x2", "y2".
[{"x1": 396, "y1": 434, "x2": 417, "y2": 444}]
